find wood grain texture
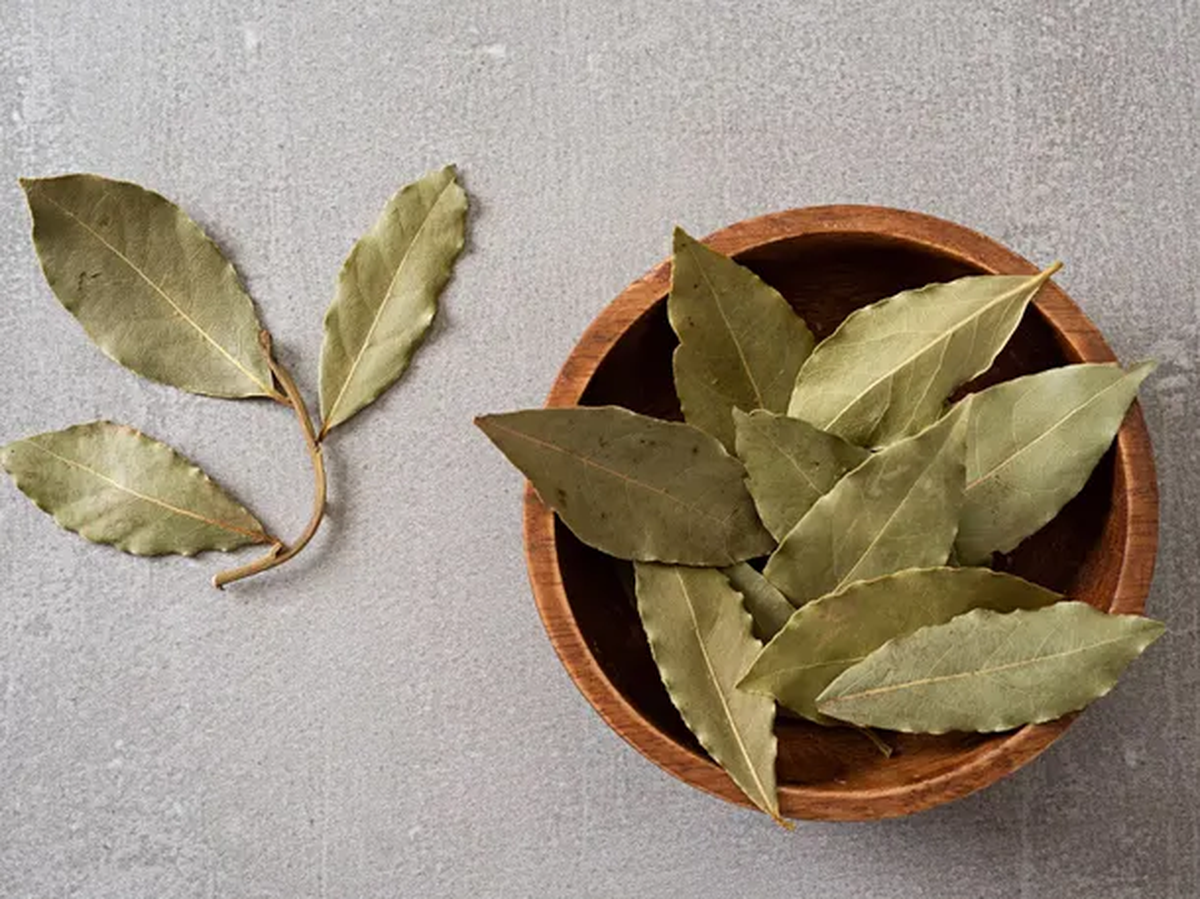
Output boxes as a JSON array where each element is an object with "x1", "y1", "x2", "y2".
[{"x1": 522, "y1": 205, "x2": 1158, "y2": 822}]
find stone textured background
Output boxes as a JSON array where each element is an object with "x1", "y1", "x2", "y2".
[{"x1": 1, "y1": 1, "x2": 1197, "y2": 896}]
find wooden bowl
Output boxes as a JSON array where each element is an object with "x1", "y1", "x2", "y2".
[{"x1": 523, "y1": 206, "x2": 1158, "y2": 821}]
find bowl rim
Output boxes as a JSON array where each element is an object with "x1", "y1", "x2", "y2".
[{"x1": 522, "y1": 205, "x2": 1159, "y2": 821}]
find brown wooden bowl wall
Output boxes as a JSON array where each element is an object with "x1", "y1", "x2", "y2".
[{"x1": 522, "y1": 206, "x2": 1158, "y2": 821}]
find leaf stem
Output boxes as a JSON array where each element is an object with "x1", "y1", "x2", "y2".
[
  {"x1": 212, "y1": 332, "x2": 328, "y2": 589},
  {"x1": 854, "y1": 725, "x2": 894, "y2": 758}
]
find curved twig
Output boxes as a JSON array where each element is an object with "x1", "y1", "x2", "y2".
[{"x1": 212, "y1": 332, "x2": 328, "y2": 589}]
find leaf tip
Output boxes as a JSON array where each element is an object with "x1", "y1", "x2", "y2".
[
  {"x1": 1128, "y1": 358, "x2": 1160, "y2": 381},
  {"x1": 671, "y1": 225, "x2": 696, "y2": 249},
  {"x1": 473, "y1": 414, "x2": 505, "y2": 444},
  {"x1": 1042, "y1": 260, "x2": 1064, "y2": 279},
  {"x1": 1140, "y1": 615, "x2": 1167, "y2": 641},
  {"x1": 17, "y1": 177, "x2": 41, "y2": 207}
]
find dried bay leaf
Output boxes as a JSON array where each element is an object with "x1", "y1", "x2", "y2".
[
  {"x1": 764, "y1": 405, "x2": 967, "y2": 606},
  {"x1": 669, "y1": 228, "x2": 814, "y2": 450},
  {"x1": 956, "y1": 361, "x2": 1156, "y2": 564},
  {"x1": 475, "y1": 406, "x2": 774, "y2": 565},
  {"x1": 1, "y1": 422, "x2": 271, "y2": 556},
  {"x1": 722, "y1": 562, "x2": 794, "y2": 641},
  {"x1": 733, "y1": 408, "x2": 868, "y2": 541},
  {"x1": 817, "y1": 602, "x2": 1164, "y2": 733},
  {"x1": 20, "y1": 174, "x2": 275, "y2": 399},
  {"x1": 319, "y1": 166, "x2": 468, "y2": 435},
  {"x1": 634, "y1": 563, "x2": 784, "y2": 824},
  {"x1": 788, "y1": 267, "x2": 1059, "y2": 447},
  {"x1": 739, "y1": 567, "x2": 1060, "y2": 722}
]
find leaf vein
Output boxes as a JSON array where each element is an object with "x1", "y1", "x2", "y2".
[
  {"x1": 823, "y1": 633, "x2": 1136, "y2": 705},
  {"x1": 29, "y1": 184, "x2": 271, "y2": 395},
  {"x1": 323, "y1": 177, "x2": 456, "y2": 426},
  {"x1": 673, "y1": 568, "x2": 772, "y2": 811},
  {"x1": 18, "y1": 438, "x2": 267, "y2": 541}
]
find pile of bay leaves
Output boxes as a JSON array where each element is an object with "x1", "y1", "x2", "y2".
[{"x1": 477, "y1": 228, "x2": 1163, "y2": 824}]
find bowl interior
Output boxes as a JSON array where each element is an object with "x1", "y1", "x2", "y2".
[{"x1": 556, "y1": 231, "x2": 1126, "y2": 800}]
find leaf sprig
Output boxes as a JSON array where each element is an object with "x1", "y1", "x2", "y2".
[
  {"x1": 477, "y1": 228, "x2": 1162, "y2": 824},
  {"x1": 3, "y1": 168, "x2": 468, "y2": 587}
]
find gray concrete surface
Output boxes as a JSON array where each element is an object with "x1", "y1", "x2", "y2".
[{"x1": 1, "y1": 1, "x2": 1197, "y2": 896}]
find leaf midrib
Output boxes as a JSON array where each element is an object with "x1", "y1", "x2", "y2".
[
  {"x1": 834, "y1": 425, "x2": 957, "y2": 590},
  {"x1": 323, "y1": 177, "x2": 455, "y2": 426},
  {"x1": 29, "y1": 183, "x2": 271, "y2": 395},
  {"x1": 484, "y1": 419, "x2": 739, "y2": 528},
  {"x1": 819, "y1": 274, "x2": 1046, "y2": 432},
  {"x1": 20, "y1": 438, "x2": 267, "y2": 541},
  {"x1": 756, "y1": 652, "x2": 870, "y2": 679},
  {"x1": 683, "y1": 240, "x2": 766, "y2": 408},
  {"x1": 821, "y1": 633, "x2": 1134, "y2": 706},
  {"x1": 965, "y1": 372, "x2": 1134, "y2": 491},
  {"x1": 751, "y1": 417, "x2": 836, "y2": 499},
  {"x1": 673, "y1": 568, "x2": 773, "y2": 813}
]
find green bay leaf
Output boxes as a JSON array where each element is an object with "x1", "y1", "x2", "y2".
[
  {"x1": 788, "y1": 267, "x2": 1058, "y2": 447},
  {"x1": 733, "y1": 408, "x2": 868, "y2": 541},
  {"x1": 1, "y1": 422, "x2": 271, "y2": 556},
  {"x1": 634, "y1": 563, "x2": 783, "y2": 824},
  {"x1": 817, "y1": 602, "x2": 1164, "y2": 733},
  {"x1": 669, "y1": 228, "x2": 814, "y2": 449},
  {"x1": 764, "y1": 404, "x2": 967, "y2": 606},
  {"x1": 956, "y1": 361, "x2": 1155, "y2": 564},
  {"x1": 319, "y1": 166, "x2": 468, "y2": 435},
  {"x1": 20, "y1": 174, "x2": 275, "y2": 399},
  {"x1": 475, "y1": 406, "x2": 773, "y2": 565},
  {"x1": 721, "y1": 562, "x2": 795, "y2": 641},
  {"x1": 739, "y1": 567, "x2": 1060, "y2": 723}
]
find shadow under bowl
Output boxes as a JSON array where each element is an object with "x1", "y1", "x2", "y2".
[{"x1": 522, "y1": 206, "x2": 1158, "y2": 821}]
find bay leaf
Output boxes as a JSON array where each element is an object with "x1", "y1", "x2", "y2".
[
  {"x1": 763, "y1": 404, "x2": 967, "y2": 606},
  {"x1": 0, "y1": 421, "x2": 272, "y2": 556},
  {"x1": 739, "y1": 567, "x2": 1060, "y2": 722},
  {"x1": 476, "y1": 406, "x2": 773, "y2": 565},
  {"x1": 956, "y1": 361, "x2": 1156, "y2": 564},
  {"x1": 787, "y1": 266, "x2": 1059, "y2": 447},
  {"x1": 20, "y1": 174, "x2": 275, "y2": 399},
  {"x1": 319, "y1": 166, "x2": 468, "y2": 435},
  {"x1": 634, "y1": 562, "x2": 784, "y2": 824},
  {"x1": 817, "y1": 602, "x2": 1164, "y2": 733},
  {"x1": 722, "y1": 562, "x2": 795, "y2": 641},
  {"x1": 733, "y1": 408, "x2": 868, "y2": 541},
  {"x1": 669, "y1": 228, "x2": 814, "y2": 450}
]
